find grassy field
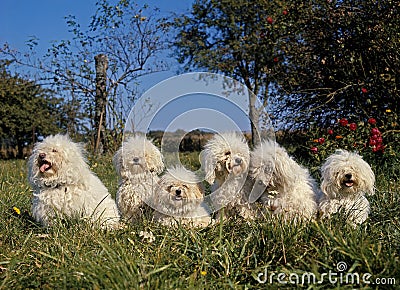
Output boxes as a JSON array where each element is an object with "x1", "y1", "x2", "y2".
[{"x1": 0, "y1": 155, "x2": 399, "y2": 289}]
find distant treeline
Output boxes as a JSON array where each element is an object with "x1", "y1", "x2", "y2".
[
  {"x1": 0, "y1": 138, "x2": 31, "y2": 159},
  {"x1": 147, "y1": 130, "x2": 254, "y2": 152}
]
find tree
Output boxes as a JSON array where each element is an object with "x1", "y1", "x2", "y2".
[
  {"x1": 0, "y1": 66, "x2": 63, "y2": 158},
  {"x1": 94, "y1": 54, "x2": 108, "y2": 154},
  {"x1": 1, "y1": 0, "x2": 169, "y2": 153},
  {"x1": 278, "y1": 0, "x2": 399, "y2": 128},
  {"x1": 173, "y1": 0, "x2": 399, "y2": 133},
  {"x1": 173, "y1": 0, "x2": 290, "y2": 145}
]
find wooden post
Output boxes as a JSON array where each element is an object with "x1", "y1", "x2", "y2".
[{"x1": 94, "y1": 54, "x2": 108, "y2": 155}]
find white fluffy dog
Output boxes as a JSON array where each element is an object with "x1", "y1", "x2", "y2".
[
  {"x1": 200, "y1": 132, "x2": 250, "y2": 218},
  {"x1": 318, "y1": 150, "x2": 375, "y2": 226},
  {"x1": 153, "y1": 165, "x2": 211, "y2": 227},
  {"x1": 245, "y1": 140, "x2": 319, "y2": 221},
  {"x1": 113, "y1": 135, "x2": 164, "y2": 222},
  {"x1": 28, "y1": 134, "x2": 120, "y2": 228}
]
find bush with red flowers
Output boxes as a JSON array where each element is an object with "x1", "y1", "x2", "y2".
[{"x1": 305, "y1": 111, "x2": 399, "y2": 167}]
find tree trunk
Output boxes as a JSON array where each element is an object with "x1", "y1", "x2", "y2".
[
  {"x1": 94, "y1": 54, "x2": 108, "y2": 155},
  {"x1": 248, "y1": 88, "x2": 261, "y2": 148}
]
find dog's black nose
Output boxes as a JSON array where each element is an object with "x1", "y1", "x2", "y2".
[
  {"x1": 345, "y1": 173, "x2": 352, "y2": 179},
  {"x1": 132, "y1": 157, "x2": 139, "y2": 163},
  {"x1": 175, "y1": 189, "x2": 182, "y2": 196},
  {"x1": 235, "y1": 158, "x2": 242, "y2": 164},
  {"x1": 39, "y1": 153, "x2": 46, "y2": 159}
]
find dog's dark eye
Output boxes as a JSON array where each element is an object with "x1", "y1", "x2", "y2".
[
  {"x1": 225, "y1": 151, "x2": 231, "y2": 156},
  {"x1": 52, "y1": 149, "x2": 58, "y2": 153},
  {"x1": 182, "y1": 185, "x2": 189, "y2": 189},
  {"x1": 167, "y1": 185, "x2": 173, "y2": 191}
]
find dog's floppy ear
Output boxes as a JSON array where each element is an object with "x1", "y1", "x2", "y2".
[
  {"x1": 145, "y1": 146, "x2": 164, "y2": 174},
  {"x1": 248, "y1": 159, "x2": 274, "y2": 203},
  {"x1": 320, "y1": 164, "x2": 337, "y2": 199},
  {"x1": 362, "y1": 163, "x2": 376, "y2": 196},
  {"x1": 189, "y1": 183, "x2": 204, "y2": 199},
  {"x1": 320, "y1": 178, "x2": 337, "y2": 199},
  {"x1": 200, "y1": 149, "x2": 216, "y2": 184}
]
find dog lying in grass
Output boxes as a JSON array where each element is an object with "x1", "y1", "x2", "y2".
[{"x1": 153, "y1": 165, "x2": 211, "y2": 228}]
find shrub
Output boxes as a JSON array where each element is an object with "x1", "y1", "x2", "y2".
[{"x1": 305, "y1": 110, "x2": 399, "y2": 174}]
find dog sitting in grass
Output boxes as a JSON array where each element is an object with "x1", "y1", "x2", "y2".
[
  {"x1": 113, "y1": 134, "x2": 164, "y2": 222},
  {"x1": 200, "y1": 132, "x2": 250, "y2": 220},
  {"x1": 28, "y1": 134, "x2": 120, "y2": 228},
  {"x1": 318, "y1": 150, "x2": 375, "y2": 226}
]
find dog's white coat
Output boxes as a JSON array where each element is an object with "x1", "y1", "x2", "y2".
[
  {"x1": 244, "y1": 140, "x2": 319, "y2": 221},
  {"x1": 113, "y1": 135, "x2": 164, "y2": 222},
  {"x1": 28, "y1": 134, "x2": 120, "y2": 228},
  {"x1": 153, "y1": 165, "x2": 211, "y2": 227},
  {"x1": 319, "y1": 150, "x2": 375, "y2": 226}
]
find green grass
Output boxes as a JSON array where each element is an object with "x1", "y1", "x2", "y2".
[{"x1": 0, "y1": 156, "x2": 399, "y2": 289}]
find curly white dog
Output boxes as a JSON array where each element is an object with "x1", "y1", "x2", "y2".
[
  {"x1": 245, "y1": 140, "x2": 319, "y2": 221},
  {"x1": 113, "y1": 135, "x2": 164, "y2": 222},
  {"x1": 319, "y1": 150, "x2": 375, "y2": 226},
  {"x1": 28, "y1": 134, "x2": 120, "y2": 228},
  {"x1": 153, "y1": 165, "x2": 211, "y2": 227},
  {"x1": 200, "y1": 132, "x2": 250, "y2": 219}
]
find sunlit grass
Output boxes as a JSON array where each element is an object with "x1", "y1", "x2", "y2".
[{"x1": 0, "y1": 157, "x2": 399, "y2": 289}]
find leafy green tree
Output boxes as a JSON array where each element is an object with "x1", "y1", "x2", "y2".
[
  {"x1": 0, "y1": 66, "x2": 63, "y2": 158},
  {"x1": 279, "y1": 0, "x2": 399, "y2": 128},
  {"x1": 173, "y1": 0, "x2": 290, "y2": 145},
  {"x1": 1, "y1": 0, "x2": 169, "y2": 153},
  {"x1": 173, "y1": 0, "x2": 399, "y2": 134}
]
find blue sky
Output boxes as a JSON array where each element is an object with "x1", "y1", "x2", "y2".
[
  {"x1": 0, "y1": 0, "x2": 269, "y2": 133},
  {"x1": 0, "y1": 0, "x2": 192, "y2": 56}
]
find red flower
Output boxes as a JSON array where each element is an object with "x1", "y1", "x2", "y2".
[
  {"x1": 368, "y1": 118, "x2": 376, "y2": 125},
  {"x1": 361, "y1": 87, "x2": 368, "y2": 94},
  {"x1": 369, "y1": 139, "x2": 377, "y2": 146},
  {"x1": 339, "y1": 118, "x2": 348, "y2": 126},
  {"x1": 327, "y1": 129, "x2": 334, "y2": 135},
  {"x1": 283, "y1": 10, "x2": 288, "y2": 15},
  {"x1": 273, "y1": 57, "x2": 279, "y2": 62},
  {"x1": 310, "y1": 147, "x2": 318, "y2": 154},
  {"x1": 318, "y1": 137, "x2": 325, "y2": 145},
  {"x1": 371, "y1": 128, "x2": 381, "y2": 135},
  {"x1": 372, "y1": 144, "x2": 385, "y2": 153},
  {"x1": 371, "y1": 134, "x2": 380, "y2": 140},
  {"x1": 349, "y1": 123, "x2": 357, "y2": 131},
  {"x1": 267, "y1": 17, "x2": 274, "y2": 24}
]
